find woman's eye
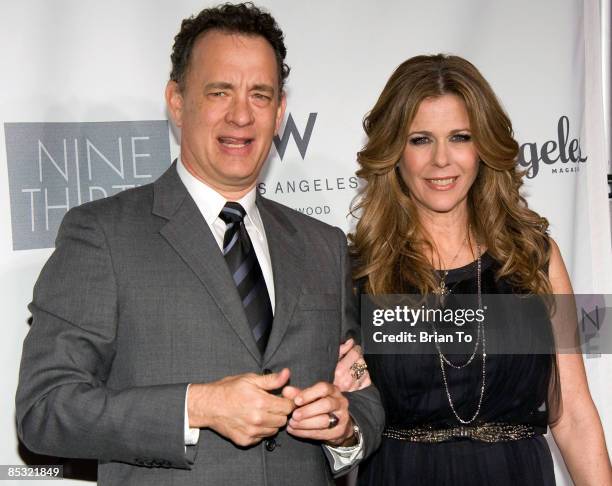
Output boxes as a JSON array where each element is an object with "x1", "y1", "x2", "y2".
[
  {"x1": 451, "y1": 133, "x2": 472, "y2": 142},
  {"x1": 409, "y1": 136, "x2": 429, "y2": 145}
]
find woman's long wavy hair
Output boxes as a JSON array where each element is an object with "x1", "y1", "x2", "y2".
[{"x1": 350, "y1": 54, "x2": 552, "y2": 296}]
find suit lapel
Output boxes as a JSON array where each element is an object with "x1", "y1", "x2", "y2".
[
  {"x1": 153, "y1": 163, "x2": 262, "y2": 365},
  {"x1": 257, "y1": 196, "x2": 305, "y2": 365}
]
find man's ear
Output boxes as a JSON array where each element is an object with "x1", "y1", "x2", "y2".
[
  {"x1": 165, "y1": 80, "x2": 184, "y2": 128},
  {"x1": 274, "y1": 92, "x2": 287, "y2": 135}
]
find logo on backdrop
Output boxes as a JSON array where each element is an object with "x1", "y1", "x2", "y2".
[
  {"x1": 273, "y1": 112, "x2": 317, "y2": 160},
  {"x1": 262, "y1": 112, "x2": 359, "y2": 218},
  {"x1": 516, "y1": 115, "x2": 587, "y2": 179},
  {"x1": 5, "y1": 121, "x2": 171, "y2": 250}
]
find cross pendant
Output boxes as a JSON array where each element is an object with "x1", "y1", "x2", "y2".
[{"x1": 434, "y1": 280, "x2": 450, "y2": 296}]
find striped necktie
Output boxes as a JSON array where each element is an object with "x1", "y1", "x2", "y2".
[{"x1": 219, "y1": 202, "x2": 273, "y2": 354}]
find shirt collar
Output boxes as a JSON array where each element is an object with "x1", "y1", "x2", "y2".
[{"x1": 176, "y1": 156, "x2": 263, "y2": 233}]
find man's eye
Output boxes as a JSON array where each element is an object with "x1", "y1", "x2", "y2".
[
  {"x1": 253, "y1": 93, "x2": 271, "y2": 101},
  {"x1": 451, "y1": 133, "x2": 472, "y2": 142},
  {"x1": 209, "y1": 92, "x2": 227, "y2": 97},
  {"x1": 409, "y1": 136, "x2": 429, "y2": 146}
]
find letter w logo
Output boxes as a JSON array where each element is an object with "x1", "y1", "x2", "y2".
[{"x1": 273, "y1": 113, "x2": 317, "y2": 160}]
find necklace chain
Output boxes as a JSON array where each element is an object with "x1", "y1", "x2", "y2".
[
  {"x1": 436, "y1": 242, "x2": 486, "y2": 425},
  {"x1": 434, "y1": 226, "x2": 471, "y2": 298}
]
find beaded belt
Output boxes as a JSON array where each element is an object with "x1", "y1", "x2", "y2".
[{"x1": 383, "y1": 423, "x2": 539, "y2": 443}]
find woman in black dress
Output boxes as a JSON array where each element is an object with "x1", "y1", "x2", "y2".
[{"x1": 349, "y1": 54, "x2": 611, "y2": 485}]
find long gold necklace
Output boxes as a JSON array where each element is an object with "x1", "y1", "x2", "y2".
[{"x1": 435, "y1": 242, "x2": 486, "y2": 424}]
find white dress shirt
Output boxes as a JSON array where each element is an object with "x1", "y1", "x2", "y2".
[{"x1": 176, "y1": 158, "x2": 363, "y2": 471}]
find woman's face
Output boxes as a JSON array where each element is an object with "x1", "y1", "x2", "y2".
[{"x1": 398, "y1": 94, "x2": 480, "y2": 217}]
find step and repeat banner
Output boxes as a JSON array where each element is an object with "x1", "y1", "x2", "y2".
[{"x1": 1, "y1": 1, "x2": 610, "y2": 484}]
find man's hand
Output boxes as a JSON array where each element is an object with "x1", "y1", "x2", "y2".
[
  {"x1": 283, "y1": 382, "x2": 356, "y2": 447},
  {"x1": 334, "y1": 338, "x2": 371, "y2": 392},
  {"x1": 188, "y1": 368, "x2": 295, "y2": 447}
]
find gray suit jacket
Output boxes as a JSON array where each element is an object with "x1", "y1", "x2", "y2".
[{"x1": 16, "y1": 163, "x2": 384, "y2": 486}]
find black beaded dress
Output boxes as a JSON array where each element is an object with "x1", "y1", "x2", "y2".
[{"x1": 358, "y1": 253, "x2": 557, "y2": 486}]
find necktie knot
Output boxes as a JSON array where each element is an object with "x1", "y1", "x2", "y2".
[{"x1": 219, "y1": 202, "x2": 246, "y2": 225}]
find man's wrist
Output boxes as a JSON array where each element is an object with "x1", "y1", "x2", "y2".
[
  {"x1": 184, "y1": 385, "x2": 201, "y2": 446},
  {"x1": 187, "y1": 382, "x2": 214, "y2": 429},
  {"x1": 325, "y1": 419, "x2": 359, "y2": 447}
]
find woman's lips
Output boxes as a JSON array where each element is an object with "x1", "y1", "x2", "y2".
[{"x1": 424, "y1": 176, "x2": 458, "y2": 190}]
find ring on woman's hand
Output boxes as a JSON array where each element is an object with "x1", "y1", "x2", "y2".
[
  {"x1": 350, "y1": 361, "x2": 368, "y2": 380},
  {"x1": 328, "y1": 413, "x2": 339, "y2": 429}
]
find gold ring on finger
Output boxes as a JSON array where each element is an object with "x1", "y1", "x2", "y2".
[{"x1": 350, "y1": 361, "x2": 368, "y2": 380}]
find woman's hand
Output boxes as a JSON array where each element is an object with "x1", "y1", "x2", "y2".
[{"x1": 333, "y1": 338, "x2": 371, "y2": 392}]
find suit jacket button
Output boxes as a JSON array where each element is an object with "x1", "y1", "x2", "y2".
[
  {"x1": 264, "y1": 439, "x2": 276, "y2": 451},
  {"x1": 262, "y1": 368, "x2": 273, "y2": 375}
]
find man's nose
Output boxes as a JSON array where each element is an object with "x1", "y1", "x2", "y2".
[{"x1": 226, "y1": 94, "x2": 254, "y2": 126}]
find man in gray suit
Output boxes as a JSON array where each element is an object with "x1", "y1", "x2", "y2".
[{"x1": 16, "y1": 3, "x2": 383, "y2": 485}]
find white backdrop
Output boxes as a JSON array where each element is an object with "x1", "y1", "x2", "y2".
[{"x1": 1, "y1": 1, "x2": 610, "y2": 484}]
